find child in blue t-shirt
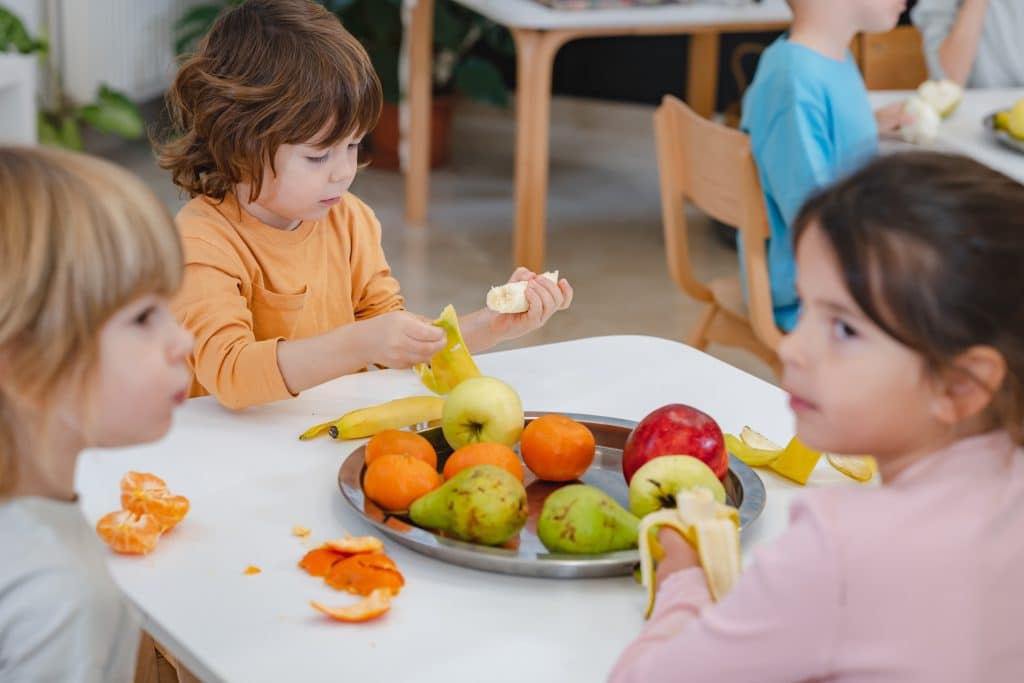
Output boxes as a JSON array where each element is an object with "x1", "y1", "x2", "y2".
[{"x1": 741, "y1": 0, "x2": 909, "y2": 330}]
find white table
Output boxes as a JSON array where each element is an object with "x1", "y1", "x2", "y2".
[
  {"x1": 870, "y1": 88, "x2": 1024, "y2": 184},
  {"x1": 403, "y1": 0, "x2": 792, "y2": 271},
  {"x1": 77, "y1": 335, "x2": 860, "y2": 683}
]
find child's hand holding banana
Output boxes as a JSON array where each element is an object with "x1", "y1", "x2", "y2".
[{"x1": 484, "y1": 268, "x2": 573, "y2": 341}]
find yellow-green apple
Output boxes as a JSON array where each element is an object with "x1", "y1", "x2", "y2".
[
  {"x1": 628, "y1": 455, "x2": 726, "y2": 518},
  {"x1": 441, "y1": 376, "x2": 524, "y2": 449}
]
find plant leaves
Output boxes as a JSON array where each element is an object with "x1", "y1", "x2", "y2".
[
  {"x1": 454, "y1": 57, "x2": 507, "y2": 107},
  {"x1": 79, "y1": 86, "x2": 144, "y2": 139},
  {"x1": 0, "y1": 8, "x2": 46, "y2": 54},
  {"x1": 37, "y1": 114, "x2": 61, "y2": 147}
]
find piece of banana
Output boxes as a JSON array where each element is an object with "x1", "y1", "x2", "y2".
[
  {"x1": 637, "y1": 488, "x2": 741, "y2": 618},
  {"x1": 486, "y1": 271, "x2": 559, "y2": 314},
  {"x1": 298, "y1": 396, "x2": 445, "y2": 441}
]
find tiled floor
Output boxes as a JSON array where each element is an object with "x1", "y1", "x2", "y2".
[{"x1": 104, "y1": 96, "x2": 776, "y2": 384}]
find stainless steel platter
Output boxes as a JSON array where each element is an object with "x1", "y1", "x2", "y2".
[{"x1": 338, "y1": 411, "x2": 766, "y2": 579}]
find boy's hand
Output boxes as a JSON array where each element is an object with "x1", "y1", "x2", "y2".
[
  {"x1": 359, "y1": 311, "x2": 446, "y2": 369},
  {"x1": 489, "y1": 267, "x2": 574, "y2": 343},
  {"x1": 655, "y1": 526, "x2": 701, "y2": 586},
  {"x1": 875, "y1": 102, "x2": 914, "y2": 140}
]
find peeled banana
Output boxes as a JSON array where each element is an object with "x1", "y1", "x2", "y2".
[
  {"x1": 638, "y1": 488, "x2": 741, "y2": 618},
  {"x1": 486, "y1": 271, "x2": 559, "y2": 314},
  {"x1": 413, "y1": 305, "x2": 481, "y2": 395},
  {"x1": 298, "y1": 395, "x2": 445, "y2": 441}
]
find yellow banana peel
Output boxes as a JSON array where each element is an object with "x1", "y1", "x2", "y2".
[
  {"x1": 725, "y1": 433, "x2": 781, "y2": 467},
  {"x1": 826, "y1": 454, "x2": 878, "y2": 482},
  {"x1": 638, "y1": 488, "x2": 741, "y2": 619},
  {"x1": 414, "y1": 305, "x2": 481, "y2": 395},
  {"x1": 768, "y1": 437, "x2": 822, "y2": 485},
  {"x1": 298, "y1": 396, "x2": 445, "y2": 441}
]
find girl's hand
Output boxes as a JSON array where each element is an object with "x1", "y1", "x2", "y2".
[
  {"x1": 655, "y1": 526, "x2": 701, "y2": 586},
  {"x1": 875, "y1": 102, "x2": 914, "y2": 140},
  {"x1": 489, "y1": 267, "x2": 573, "y2": 342}
]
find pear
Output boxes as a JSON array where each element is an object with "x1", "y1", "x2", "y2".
[
  {"x1": 538, "y1": 484, "x2": 639, "y2": 554},
  {"x1": 409, "y1": 465, "x2": 527, "y2": 546}
]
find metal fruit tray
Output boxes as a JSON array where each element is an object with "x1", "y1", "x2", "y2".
[
  {"x1": 338, "y1": 412, "x2": 765, "y2": 579},
  {"x1": 983, "y1": 111, "x2": 1024, "y2": 155}
]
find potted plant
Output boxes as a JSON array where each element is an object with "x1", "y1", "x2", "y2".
[
  {"x1": 0, "y1": 5, "x2": 144, "y2": 150},
  {"x1": 175, "y1": 0, "x2": 513, "y2": 169}
]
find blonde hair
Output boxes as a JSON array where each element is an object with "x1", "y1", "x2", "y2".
[{"x1": 0, "y1": 147, "x2": 183, "y2": 494}]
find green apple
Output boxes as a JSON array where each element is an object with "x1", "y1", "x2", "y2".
[
  {"x1": 441, "y1": 376, "x2": 524, "y2": 450},
  {"x1": 628, "y1": 455, "x2": 726, "y2": 518}
]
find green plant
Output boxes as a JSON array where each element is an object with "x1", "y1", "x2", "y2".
[
  {"x1": 175, "y1": 0, "x2": 513, "y2": 106},
  {"x1": 0, "y1": 5, "x2": 144, "y2": 150}
]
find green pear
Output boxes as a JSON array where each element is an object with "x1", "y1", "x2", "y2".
[
  {"x1": 538, "y1": 484, "x2": 639, "y2": 554},
  {"x1": 409, "y1": 465, "x2": 527, "y2": 546}
]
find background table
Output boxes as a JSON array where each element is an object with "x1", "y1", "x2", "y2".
[
  {"x1": 869, "y1": 88, "x2": 1024, "y2": 184},
  {"x1": 77, "y1": 335, "x2": 861, "y2": 683},
  {"x1": 404, "y1": 0, "x2": 792, "y2": 271}
]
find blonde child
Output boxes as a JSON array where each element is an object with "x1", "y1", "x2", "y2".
[
  {"x1": 0, "y1": 147, "x2": 192, "y2": 681},
  {"x1": 611, "y1": 152, "x2": 1024, "y2": 681},
  {"x1": 158, "y1": 0, "x2": 573, "y2": 410},
  {"x1": 740, "y1": 0, "x2": 909, "y2": 331}
]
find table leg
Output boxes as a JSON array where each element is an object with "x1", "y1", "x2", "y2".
[
  {"x1": 687, "y1": 31, "x2": 721, "y2": 119},
  {"x1": 511, "y1": 29, "x2": 565, "y2": 273},
  {"x1": 404, "y1": 0, "x2": 434, "y2": 224}
]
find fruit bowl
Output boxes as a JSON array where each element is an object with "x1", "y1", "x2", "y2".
[
  {"x1": 983, "y1": 111, "x2": 1024, "y2": 155},
  {"x1": 337, "y1": 412, "x2": 766, "y2": 579}
]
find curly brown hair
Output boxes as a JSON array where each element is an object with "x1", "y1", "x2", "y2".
[
  {"x1": 157, "y1": 0, "x2": 382, "y2": 202},
  {"x1": 794, "y1": 152, "x2": 1024, "y2": 444}
]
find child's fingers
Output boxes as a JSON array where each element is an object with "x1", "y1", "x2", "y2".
[
  {"x1": 529, "y1": 279, "x2": 557, "y2": 320},
  {"x1": 509, "y1": 267, "x2": 535, "y2": 283},
  {"x1": 409, "y1": 320, "x2": 445, "y2": 343},
  {"x1": 523, "y1": 285, "x2": 545, "y2": 324},
  {"x1": 558, "y1": 280, "x2": 574, "y2": 310}
]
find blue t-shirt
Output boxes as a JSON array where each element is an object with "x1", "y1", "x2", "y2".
[{"x1": 740, "y1": 36, "x2": 878, "y2": 331}]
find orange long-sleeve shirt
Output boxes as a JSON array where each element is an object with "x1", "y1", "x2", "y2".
[{"x1": 172, "y1": 192, "x2": 403, "y2": 409}]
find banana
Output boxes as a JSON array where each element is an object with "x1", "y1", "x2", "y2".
[
  {"x1": 298, "y1": 396, "x2": 445, "y2": 441},
  {"x1": 638, "y1": 487, "x2": 741, "y2": 618},
  {"x1": 726, "y1": 433, "x2": 781, "y2": 467},
  {"x1": 414, "y1": 305, "x2": 481, "y2": 395},
  {"x1": 486, "y1": 271, "x2": 559, "y2": 314}
]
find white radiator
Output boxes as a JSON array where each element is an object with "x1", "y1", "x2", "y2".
[{"x1": 59, "y1": 0, "x2": 207, "y2": 103}]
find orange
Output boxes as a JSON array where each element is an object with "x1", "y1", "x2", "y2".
[
  {"x1": 96, "y1": 510, "x2": 162, "y2": 555},
  {"x1": 520, "y1": 414, "x2": 596, "y2": 482},
  {"x1": 311, "y1": 588, "x2": 392, "y2": 623},
  {"x1": 365, "y1": 430, "x2": 437, "y2": 469},
  {"x1": 120, "y1": 471, "x2": 190, "y2": 532},
  {"x1": 363, "y1": 453, "x2": 442, "y2": 512},
  {"x1": 442, "y1": 442, "x2": 524, "y2": 482}
]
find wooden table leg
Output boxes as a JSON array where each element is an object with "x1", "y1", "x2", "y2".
[
  {"x1": 404, "y1": 0, "x2": 434, "y2": 225},
  {"x1": 687, "y1": 31, "x2": 721, "y2": 119},
  {"x1": 511, "y1": 29, "x2": 566, "y2": 273}
]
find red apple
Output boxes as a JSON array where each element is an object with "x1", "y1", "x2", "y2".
[{"x1": 622, "y1": 404, "x2": 728, "y2": 483}]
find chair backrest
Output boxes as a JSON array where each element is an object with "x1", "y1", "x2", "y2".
[
  {"x1": 856, "y1": 26, "x2": 929, "y2": 90},
  {"x1": 653, "y1": 95, "x2": 781, "y2": 350}
]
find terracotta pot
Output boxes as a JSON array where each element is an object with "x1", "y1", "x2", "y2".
[{"x1": 366, "y1": 96, "x2": 454, "y2": 170}]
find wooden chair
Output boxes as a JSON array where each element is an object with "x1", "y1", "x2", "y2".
[
  {"x1": 653, "y1": 95, "x2": 782, "y2": 376},
  {"x1": 853, "y1": 25, "x2": 929, "y2": 90},
  {"x1": 135, "y1": 631, "x2": 202, "y2": 683}
]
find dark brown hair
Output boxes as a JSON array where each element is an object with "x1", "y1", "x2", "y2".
[
  {"x1": 794, "y1": 151, "x2": 1024, "y2": 443},
  {"x1": 157, "y1": 0, "x2": 382, "y2": 201}
]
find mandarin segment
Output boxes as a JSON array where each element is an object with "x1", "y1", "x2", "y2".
[{"x1": 96, "y1": 510, "x2": 162, "y2": 555}]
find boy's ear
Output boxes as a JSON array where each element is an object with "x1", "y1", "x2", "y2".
[{"x1": 930, "y1": 346, "x2": 1007, "y2": 426}]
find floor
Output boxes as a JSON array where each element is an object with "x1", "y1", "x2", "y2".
[{"x1": 103, "y1": 96, "x2": 776, "y2": 384}]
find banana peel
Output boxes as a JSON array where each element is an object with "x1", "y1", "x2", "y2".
[
  {"x1": 414, "y1": 305, "x2": 481, "y2": 395},
  {"x1": 299, "y1": 396, "x2": 445, "y2": 441},
  {"x1": 638, "y1": 488, "x2": 741, "y2": 618},
  {"x1": 727, "y1": 427, "x2": 875, "y2": 485}
]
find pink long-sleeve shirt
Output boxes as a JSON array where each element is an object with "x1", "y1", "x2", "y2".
[{"x1": 610, "y1": 431, "x2": 1024, "y2": 683}]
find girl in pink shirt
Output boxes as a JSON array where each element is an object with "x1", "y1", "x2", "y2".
[{"x1": 611, "y1": 152, "x2": 1024, "y2": 683}]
